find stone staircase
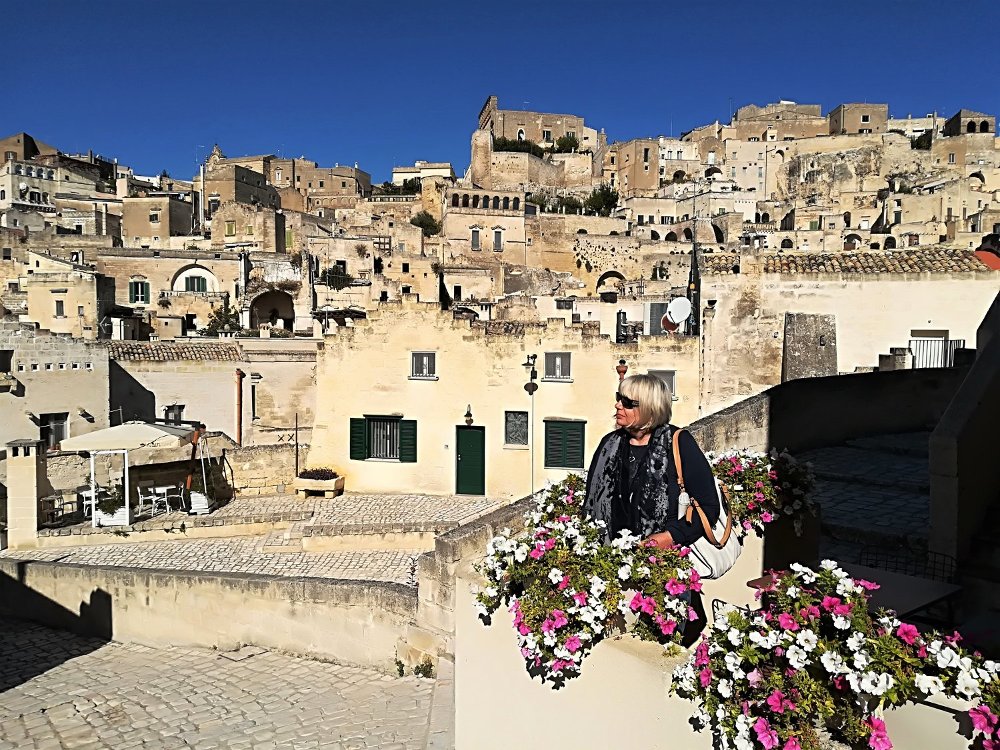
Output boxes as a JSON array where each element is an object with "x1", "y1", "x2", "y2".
[
  {"x1": 799, "y1": 431, "x2": 931, "y2": 560},
  {"x1": 261, "y1": 522, "x2": 306, "y2": 553}
]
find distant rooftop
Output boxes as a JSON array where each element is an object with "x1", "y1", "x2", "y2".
[
  {"x1": 107, "y1": 341, "x2": 242, "y2": 361},
  {"x1": 704, "y1": 249, "x2": 995, "y2": 275}
]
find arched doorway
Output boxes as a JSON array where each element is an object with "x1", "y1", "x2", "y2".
[
  {"x1": 843, "y1": 211, "x2": 852, "y2": 228},
  {"x1": 250, "y1": 290, "x2": 295, "y2": 331},
  {"x1": 595, "y1": 270, "x2": 625, "y2": 291},
  {"x1": 672, "y1": 170, "x2": 686, "y2": 182},
  {"x1": 884, "y1": 236, "x2": 897, "y2": 249},
  {"x1": 665, "y1": 231, "x2": 678, "y2": 241},
  {"x1": 649, "y1": 230, "x2": 660, "y2": 240},
  {"x1": 705, "y1": 166, "x2": 722, "y2": 178},
  {"x1": 780, "y1": 238, "x2": 793, "y2": 249},
  {"x1": 682, "y1": 228, "x2": 693, "y2": 241},
  {"x1": 844, "y1": 234, "x2": 862, "y2": 250},
  {"x1": 968, "y1": 121, "x2": 977, "y2": 133},
  {"x1": 761, "y1": 212, "x2": 770, "y2": 223},
  {"x1": 981, "y1": 121, "x2": 991, "y2": 133}
]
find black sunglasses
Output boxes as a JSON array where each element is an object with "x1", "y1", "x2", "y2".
[{"x1": 615, "y1": 392, "x2": 640, "y2": 409}]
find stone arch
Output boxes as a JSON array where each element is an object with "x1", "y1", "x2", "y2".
[
  {"x1": 451, "y1": 194, "x2": 459, "y2": 207},
  {"x1": 502, "y1": 196, "x2": 510, "y2": 210},
  {"x1": 971, "y1": 171, "x2": 986, "y2": 186},
  {"x1": 705, "y1": 166, "x2": 722, "y2": 178},
  {"x1": 682, "y1": 228, "x2": 693, "y2": 241},
  {"x1": 981, "y1": 120, "x2": 991, "y2": 133},
  {"x1": 774, "y1": 149, "x2": 785, "y2": 163},
  {"x1": 968, "y1": 121, "x2": 977, "y2": 133},
  {"x1": 665, "y1": 231, "x2": 678, "y2": 241},
  {"x1": 517, "y1": 129, "x2": 525, "y2": 141},
  {"x1": 249, "y1": 290, "x2": 295, "y2": 331},
  {"x1": 171, "y1": 264, "x2": 220, "y2": 292},
  {"x1": 595, "y1": 270, "x2": 625, "y2": 289},
  {"x1": 491, "y1": 196, "x2": 500, "y2": 209},
  {"x1": 780, "y1": 238, "x2": 793, "y2": 249},
  {"x1": 711, "y1": 224, "x2": 724, "y2": 243},
  {"x1": 884, "y1": 236, "x2": 897, "y2": 249},
  {"x1": 512, "y1": 197, "x2": 520, "y2": 210},
  {"x1": 649, "y1": 230, "x2": 660, "y2": 240},
  {"x1": 754, "y1": 212, "x2": 761, "y2": 223},
  {"x1": 761, "y1": 212, "x2": 770, "y2": 223},
  {"x1": 843, "y1": 211, "x2": 852, "y2": 228},
  {"x1": 472, "y1": 195, "x2": 480, "y2": 208},
  {"x1": 845, "y1": 233, "x2": 863, "y2": 250},
  {"x1": 673, "y1": 170, "x2": 685, "y2": 182},
  {"x1": 462, "y1": 194, "x2": 470, "y2": 208},
  {"x1": 482, "y1": 195, "x2": 490, "y2": 208}
]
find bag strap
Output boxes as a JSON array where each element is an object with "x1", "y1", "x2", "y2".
[{"x1": 671, "y1": 429, "x2": 734, "y2": 550}]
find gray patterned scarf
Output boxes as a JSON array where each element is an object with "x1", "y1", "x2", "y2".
[{"x1": 583, "y1": 424, "x2": 674, "y2": 541}]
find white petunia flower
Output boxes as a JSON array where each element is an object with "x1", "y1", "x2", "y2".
[
  {"x1": 717, "y1": 678, "x2": 733, "y2": 698},
  {"x1": 847, "y1": 632, "x2": 866, "y2": 652},
  {"x1": 548, "y1": 568, "x2": 564, "y2": 584},
  {"x1": 820, "y1": 559, "x2": 839, "y2": 570},
  {"x1": 833, "y1": 615, "x2": 852, "y2": 630},
  {"x1": 956, "y1": 670, "x2": 980, "y2": 698},
  {"x1": 936, "y1": 647, "x2": 961, "y2": 670},
  {"x1": 915, "y1": 674, "x2": 944, "y2": 695},
  {"x1": 796, "y1": 630, "x2": 818, "y2": 652},
  {"x1": 821, "y1": 650, "x2": 847, "y2": 674},
  {"x1": 786, "y1": 586, "x2": 800, "y2": 598},
  {"x1": 860, "y1": 671, "x2": 894, "y2": 696},
  {"x1": 617, "y1": 564, "x2": 632, "y2": 581},
  {"x1": 786, "y1": 645, "x2": 808, "y2": 669},
  {"x1": 853, "y1": 651, "x2": 870, "y2": 670}
]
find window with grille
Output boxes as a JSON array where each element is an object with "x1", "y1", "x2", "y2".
[
  {"x1": 411, "y1": 352, "x2": 436, "y2": 379},
  {"x1": 350, "y1": 417, "x2": 417, "y2": 462},
  {"x1": 544, "y1": 352, "x2": 571, "y2": 380},
  {"x1": 164, "y1": 405, "x2": 185, "y2": 423},
  {"x1": 544, "y1": 420, "x2": 585, "y2": 469},
  {"x1": 505, "y1": 411, "x2": 528, "y2": 445}
]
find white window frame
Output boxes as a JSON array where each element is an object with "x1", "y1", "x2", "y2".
[
  {"x1": 410, "y1": 351, "x2": 437, "y2": 380},
  {"x1": 648, "y1": 369, "x2": 679, "y2": 400},
  {"x1": 543, "y1": 352, "x2": 572, "y2": 381}
]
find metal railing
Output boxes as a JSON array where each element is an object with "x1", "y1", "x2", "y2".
[{"x1": 909, "y1": 338, "x2": 965, "y2": 368}]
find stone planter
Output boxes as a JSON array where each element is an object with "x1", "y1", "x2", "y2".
[
  {"x1": 94, "y1": 505, "x2": 129, "y2": 527},
  {"x1": 294, "y1": 476, "x2": 345, "y2": 498}
]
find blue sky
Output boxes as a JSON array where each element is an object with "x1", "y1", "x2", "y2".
[{"x1": 5, "y1": 0, "x2": 999, "y2": 183}]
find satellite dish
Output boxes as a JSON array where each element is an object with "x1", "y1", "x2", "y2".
[{"x1": 666, "y1": 297, "x2": 692, "y2": 324}]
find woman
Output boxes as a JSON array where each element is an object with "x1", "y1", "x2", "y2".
[{"x1": 583, "y1": 374, "x2": 719, "y2": 549}]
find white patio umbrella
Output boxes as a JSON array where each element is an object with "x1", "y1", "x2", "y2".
[{"x1": 61, "y1": 422, "x2": 197, "y2": 527}]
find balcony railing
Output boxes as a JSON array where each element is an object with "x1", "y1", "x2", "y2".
[{"x1": 909, "y1": 338, "x2": 966, "y2": 368}]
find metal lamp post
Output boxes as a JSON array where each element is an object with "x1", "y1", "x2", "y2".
[{"x1": 522, "y1": 354, "x2": 538, "y2": 496}]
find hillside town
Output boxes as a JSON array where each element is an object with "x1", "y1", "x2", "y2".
[{"x1": 1, "y1": 93, "x2": 999, "y2": 749}]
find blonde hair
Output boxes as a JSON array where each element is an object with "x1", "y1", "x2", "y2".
[{"x1": 619, "y1": 374, "x2": 672, "y2": 432}]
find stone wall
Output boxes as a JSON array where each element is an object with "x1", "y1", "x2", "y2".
[
  {"x1": 0, "y1": 558, "x2": 415, "y2": 671},
  {"x1": 224, "y1": 442, "x2": 309, "y2": 496}
]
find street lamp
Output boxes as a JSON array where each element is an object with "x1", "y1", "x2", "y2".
[{"x1": 522, "y1": 354, "x2": 538, "y2": 495}]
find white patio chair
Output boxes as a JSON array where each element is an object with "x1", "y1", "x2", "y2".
[
  {"x1": 158, "y1": 482, "x2": 187, "y2": 513},
  {"x1": 78, "y1": 485, "x2": 100, "y2": 517},
  {"x1": 138, "y1": 480, "x2": 165, "y2": 516}
]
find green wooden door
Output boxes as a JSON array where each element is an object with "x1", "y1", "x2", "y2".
[{"x1": 456, "y1": 426, "x2": 485, "y2": 495}]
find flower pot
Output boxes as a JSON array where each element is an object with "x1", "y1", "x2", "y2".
[{"x1": 293, "y1": 476, "x2": 345, "y2": 498}]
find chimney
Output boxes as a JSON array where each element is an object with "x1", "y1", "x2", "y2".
[{"x1": 5, "y1": 439, "x2": 48, "y2": 549}]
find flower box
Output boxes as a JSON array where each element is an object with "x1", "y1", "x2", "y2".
[
  {"x1": 94, "y1": 505, "x2": 129, "y2": 527},
  {"x1": 293, "y1": 476, "x2": 345, "y2": 498}
]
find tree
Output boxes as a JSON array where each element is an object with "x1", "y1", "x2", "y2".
[
  {"x1": 584, "y1": 183, "x2": 619, "y2": 216},
  {"x1": 321, "y1": 266, "x2": 354, "y2": 290},
  {"x1": 199, "y1": 305, "x2": 243, "y2": 336},
  {"x1": 554, "y1": 134, "x2": 579, "y2": 153},
  {"x1": 492, "y1": 136, "x2": 545, "y2": 159},
  {"x1": 555, "y1": 195, "x2": 584, "y2": 214},
  {"x1": 411, "y1": 210, "x2": 442, "y2": 237}
]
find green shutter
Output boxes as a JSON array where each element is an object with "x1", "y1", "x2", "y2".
[
  {"x1": 545, "y1": 422, "x2": 565, "y2": 468},
  {"x1": 350, "y1": 418, "x2": 367, "y2": 460},
  {"x1": 545, "y1": 421, "x2": 585, "y2": 468},
  {"x1": 399, "y1": 420, "x2": 417, "y2": 463},
  {"x1": 128, "y1": 282, "x2": 136, "y2": 303},
  {"x1": 143, "y1": 282, "x2": 150, "y2": 304},
  {"x1": 565, "y1": 422, "x2": 585, "y2": 468}
]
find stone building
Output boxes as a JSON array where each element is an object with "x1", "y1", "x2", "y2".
[
  {"x1": 943, "y1": 109, "x2": 996, "y2": 137},
  {"x1": 209, "y1": 201, "x2": 286, "y2": 254},
  {"x1": 308, "y1": 296, "x2": 700, "y2": 498},
  {"x1": 267, "y1": 157, "x2": 371, "y2": 212},
  {"x1": 391, "y1": 161, "x2": 455, "y2": 185},
  {"x1": 122, "y1": 195, "x2": 193, "y2": 248},
  {"x1": 828, "y1": 103, "x2": 889, "y2": 135},
  {"x1": 477, "y1": 95, "x2": 601, "y2": 152}
]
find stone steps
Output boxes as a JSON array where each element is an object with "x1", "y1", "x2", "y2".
[{"x1": 260, "y1": 524, "x2": 305, "y2": 553}]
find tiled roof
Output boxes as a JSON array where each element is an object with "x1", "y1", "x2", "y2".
[
  {"x1": 107, "y1": 341, "x2": 242, "y2": 361},
  {"x1": 703, "y1": 249, "x2": 995, "y2": 275}
]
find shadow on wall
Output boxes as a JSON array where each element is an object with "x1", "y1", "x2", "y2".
[
  {"x1": 108, "y1": 361, "x2": 155, "y2": 424},
  {"x1": 0, "y1": 562, "x2": 111, "y2": 691}
]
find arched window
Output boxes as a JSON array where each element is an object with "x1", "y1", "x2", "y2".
[
  {"x1": 25, "y1": 167, "x2": 33, "y2": 177},
  {"x1": 870, "y1": 241, "x2": 880, "y2": 249},
  {"x1": 462, "y1": 194, "x2": 469, "y2": 208},
  {"x1": 472, "y1": 195, "x2": 480, "y2": 208},
  {"x1": 577, "y1": 228, "x2": 588, "y2": 235},
  {"x1": 451, "y1": 194, "x2": 459, "y2": 207},
  {"x1": 47, "y1": 170, "x2": 53, "y2": 179},
  {"x1": 968, "y1": 121, "x2": 977, "y2": 133},
  {"x1": 14, "y1": 165, "x2": 21, "y2": 175},
  {"x1": 754, "y1": 212, "x2": 761, "y2": 223},
  {"x1": 492, "y1": 196, "x2": 500, "y2": 209},
  {"x1": 502, "y1": 197, "x2": 510, "y2": 210},
  {"x1": 517, "y1": 129, "x2": 525, "y2": 141},
  {"x1": 761, "y1": 212, "x2": 770, "y2": 223},
  {"x1": 780, "y1": 238, "x2": 793, "y2": 249},
  {"x1": 884, "y1": 236, "x2": 897, "y2": 249},
  {"x1": 673, "y1": 170, "x2": 685, "y2": 182},
  {"x1": 843, "y1": 211, "x2": 852, "y2": 228},
  {"x1": 682, "y1": 228, "x2": 693, "y2": 241},
  {"x1": 482, "y1": 195, "x2": 489, "y2": 209},
  {"x1": 981, "y1": 121, "x2": 991, "y2": 133},
  {"x1": 512, "y1": 198, "x2": 520, "y2": 210}
]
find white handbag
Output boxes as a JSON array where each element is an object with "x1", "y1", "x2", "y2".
[{"x1": 672, "y1": 429, "x2": 742, "y2": 580}]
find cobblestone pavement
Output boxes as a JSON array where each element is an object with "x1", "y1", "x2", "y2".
[
  {"x1": 1, "y1": 539, "x2": 420, "y2": 585},
  {"x1": 0, "y1": 618, "x2": 433, "y2": 749},
  {"x1": 801, "y1": 433, "x2": 930, "y2": 547}
]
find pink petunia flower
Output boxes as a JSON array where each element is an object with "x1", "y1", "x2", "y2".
[
  {"x1": 777, "y1": 612, "x2": 800, "y2": 631},
  {"x1": 665, "y1": 578, "x2": 687, "y2": 596},
  {"x1": 688, "y1": 569, "x2": 703, "y2": 593},
  {"x1": 970, "y1": 705, "x2": 999, "y2": 733},
  {"x1": 541, "y1": 618, "x2": 555, "y2": 634},
  {"x1": 896, "y1": 623, "x2": 920, "y2": 645},
  {"x1": 518, "y1": 624, "x2": 530, "y2": 636},
  {"x1": 699, "y1": 667, "x2": 713, "y2": 688},
  {"x1": 544, "y1": 537, "x2": 556, "y2": 550},
  {"x1": 564, "y1": 635, "x2": 582, "y2": 654},
  {"x1": 855, "y1": 578, "x2": 881, "y2": 591},
  {"x1": 783, "y1": 739, "x2": 802, "y2": 750},
  {"x1": 688, "y1": 607, "x2": 699, "y2": 622},
  {"x1": 821, "y1": 596, "x2": 842, "y2": 612},
  {"x1": 529, "y1": 545, "x2": 545, "y2": 560},
  {"x1": 572, "y1": 591, "x2": 588, "y2": 607},
  {"x1": 746, "y1": 669, "x2": 762, "y2": 687},
  {"x1": 761, "y1": 511, "x2": 774, "y2": 523},
  {"x1": 557, "y1": 576, "x2": 570, "y2": 591},
  {"x1": 551, "y1": 610, "x2": 568, "y2": 629},
  {"x1": 753, "y1": 717, "x2": 780, "y2": 750},
  {"x1": 866, "y1": 717, "x2": 893, "y2": 750},
  {"x1": 654, "y1": 615, "x2": 677, "y2": 636},
  {"x1": 767, "y1": 690, "x2": 788, "y2": 713}
]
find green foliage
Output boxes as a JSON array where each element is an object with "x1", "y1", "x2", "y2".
[
  {"x1": 555, "y1": 195, "x2": 583, "y2": 214},
  {"x1": 554, "y1": 134, "x2": 579, "y2": 153},
  {"x1": 96, "y1": 484, "x2": 125, "y2": 516},
  {"x1": 374, "y1": 178, "x2": 421, "y2": 195},
  {"x1": 527, "y1": 192, "x2": 548, "y2": 211},
  {"x1": 584, "y1": 183, "x2": 619, "y2": 216},
  {"x1": 199, "y1": 305, "x2": 243, "y2": 336},
  {"x1": 298, "y1": 468, "x2": 339, "y2": 480},
  {"x1": 493, "y1": 136, "x2": 545, "y2": 159},
  {"x1": 321, "y1": 266, "x2": 355, "y2": 290},
  {"x1": 413, "y1": 657, "x2": 435, "y2": 679},
  {"x1": 410, "y1": 211, "x2": 442, "y2": 238},
  {"x1": 911, "y1": 132, "x2": 932, "y2": 150},
  {"x1": 395, "y1": 659, "x2": 405, "y2": 677}
]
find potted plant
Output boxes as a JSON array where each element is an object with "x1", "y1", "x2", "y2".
[
  {"x1": 94, "y1": 483, "x2": 128, "y2": 526},
  {"x1": 294, "y1": 467, "x2": 345, "y2": 498}
]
